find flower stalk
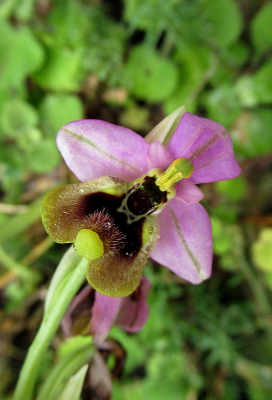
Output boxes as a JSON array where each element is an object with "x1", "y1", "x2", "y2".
[{"x1": 14, "y1": 251, "x2": 88, "y2": 400}]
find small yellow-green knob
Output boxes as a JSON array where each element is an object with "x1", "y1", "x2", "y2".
[{"x1": 74, "y1": 229, "x2": 104, "y2": 261}]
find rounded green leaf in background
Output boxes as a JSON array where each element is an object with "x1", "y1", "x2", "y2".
[
  {"x1": 245, "y1": 109, "x2": 272, "y2": 157},
  {"x1": 27, "y1": 139, "x2": 61, "y2": 173},
  {"x1": 235, "y1": 75, "x2": 258, "y2": 108},
  {"x1": 33, "y1": 45, "x2": 83, "y2": 92},
  {"x1": 39, "y1": 94, "x2": 84, "y2": 138},
  {"x1": 126, "y1": 45, "x2": 179, "y2": 102},
  {"x1": 220, "y1": 41, "x2": 249, "y2": 68},
  {"x1": 0, "y1": 21, "x2": 44, "y2": 90},
  {"x1": 0, "y1": 98, "x2": 39, "y2": 139},
  {"x1": 203, "y1": 85, "x2": 241, "y2": 128},
  {"x1": 201, "y1": 0, "x2": 243, "y2": 48},
  {"x1": 164, "y1": 44, "x2": 213, "y2": 114}
]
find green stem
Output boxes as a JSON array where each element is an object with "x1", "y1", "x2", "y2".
[{"x1": 14, "y1": 257, "x2": 88, "y2": 400}]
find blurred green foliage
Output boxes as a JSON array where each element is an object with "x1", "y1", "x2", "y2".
[{"x1": 0, "y1": 0, "x2": 272, "y2": 399}]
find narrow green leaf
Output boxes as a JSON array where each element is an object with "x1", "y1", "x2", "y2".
[
  {"x1": 36, "y1": 338, "x2": 94, "y2": 400},
  {"x1": 57, "y1": 364, "x2": 88, "y2": 400}
]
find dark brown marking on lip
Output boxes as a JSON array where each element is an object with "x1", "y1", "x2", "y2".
[{"x1": 79, "y1": 191, "x2": 144, "y2": 261}]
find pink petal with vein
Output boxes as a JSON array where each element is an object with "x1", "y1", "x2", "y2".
[
  {"x1": 167, "y1": 112, "x2": 241, "y2": 183},
  {"x1": 57, "y1": 120, "x2": 149, "y2": 182},
  {"x1": 150, "y1": 201, "x2": 213, "y2": 284}
]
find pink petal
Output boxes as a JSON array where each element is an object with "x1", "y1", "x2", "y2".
[
  {"x1": 115, "y1": 276, "x2": 151, "y2": 333},
  {"x1": 90, "y1": 292, "x2": 122, "y2": 344},
  {"x1": 175, "y1": 179, "x2": 204, "y2": 204},
  {"x1": 147, "y1": 141, "x2": 173, "y2": 170},
  {"x1": 167, "y1": 112, "x2": 241, "y2": 184},
  {"x1": 150, "y1": 200, "x2": 213, "y2": 284},
  {"x1": 57, "y1": 120, "x2": 150, "y2": 182}
]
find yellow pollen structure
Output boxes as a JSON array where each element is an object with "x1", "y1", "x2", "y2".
[{"x1": 155, "y1": 157, "x2": 194, "y2": 192}]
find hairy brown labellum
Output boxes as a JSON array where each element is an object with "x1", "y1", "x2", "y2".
[{"x1": 42, "y1": 176, "x2": 159, "y2": 296}]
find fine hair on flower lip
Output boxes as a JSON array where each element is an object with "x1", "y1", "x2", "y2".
[{"x1": 83, "y1": 208, "x2": 126, "y2": 255}]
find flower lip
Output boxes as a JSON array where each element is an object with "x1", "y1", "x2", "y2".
[{"x1": 42, "y1": 176, "x2": 159, "y2": 297}]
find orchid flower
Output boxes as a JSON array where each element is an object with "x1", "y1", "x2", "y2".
[{"x1": 42, "y1": 110, "x2": 241, "y2": 297}]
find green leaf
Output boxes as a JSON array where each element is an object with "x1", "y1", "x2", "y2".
[
  {"x1": 14, "y1": 0, "x2": 36, "y2": 21},
  {"x1": 201, "y1": 0, "x2": 243, "y2": 48},
  {"x1": 253, "y1": 58, "x2": 272, "y2": 104},
  {"x1": 45, "y1": 0, "x2": 90, "y2": 49},
  {"x1": 33, "y1": 45, "x2": 83, "y2": 92},
  {"x1": 58, "y1": 336, "x2": 93, "y2": 359},
  {"x1": 235, "y1": 75, "x2": 258, "y2": 107},
  {"x1": 0, "y1": 0, "x2": 18, "y2": 19},
  {"x1": 252, "y1": 229, "x2": 272, "y2": 273},
  {"x1": 220, "y1": 41, "x2": 249, "y2": 68},
  {"x1": 0, "y1": 21, "x2": 44, "y2": 90},
  {"x1": 251, "y1": 3, "x2": 272, "y2": 59},
  {"x1": 126, "y1": 45, "x2": 178, "y2": 102},
  {"x1": 215, "y1": 176, "x2": 247, "y2": 202},
  {"x1": 0, "y1": 0, "x2": 19, "y2": 19},
  {"x1": 26, "y1": 139, "x2": 61, "y2": 173},
  {"x1": 164, "y1": 44, "x2": 213, "y2": 114},
  {"x1": 57, "y1": 364, "x2": 88, "y2": 400},
  {"x1": 0, "y1": 98, "x2": 39, "y2": 138},
  {"x1": 40, "y1": 94, "x2": 84, "y2": 138},
  {"x1": 36, "y1": 337, "x2": 94, "y2": 400},
  {"x1": 235, "y1": 58, "x2": 272, "y2": 107},
  {"x1": 124, "y1": 0, "x2": 176, "y2": 44},
  {"x1": 203, "y1": 85, "x2": 241, "y2": 128},
  {"x1": 244, "y1": 109, "x2": 272, "y2": 156},
  {"x1": 14, "y1": 256, "x2": 88, "y2": 400},
  {"x1": 120, "y1": 104, "x2": 149, "y2": 131},
  {"x1": 211, "y1": 217, "x2": 233, "y2": 255}
]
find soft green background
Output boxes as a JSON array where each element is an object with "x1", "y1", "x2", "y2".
[{"x1": 0, "y1": 0, "x2": 272, "y2": 399}]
